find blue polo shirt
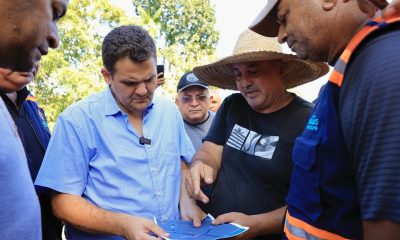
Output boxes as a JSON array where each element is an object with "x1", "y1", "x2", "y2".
[{"x1": 35, "y1": 87, "x2": 195, "y2": 239}]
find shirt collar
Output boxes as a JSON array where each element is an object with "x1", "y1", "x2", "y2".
[
  {"x1": 0, "y1": 87, "x2": 30, "y2": 112},
  {"x1": 104, "y1": 86, "x2": 155, "y2": 116},
  {"x1": 104, "y1": 86, "x2": 122, "y2": 116}
]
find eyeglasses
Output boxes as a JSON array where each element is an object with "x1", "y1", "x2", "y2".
[{"x1": 181, "y1": 95, "x2": 209, "y2": 104}]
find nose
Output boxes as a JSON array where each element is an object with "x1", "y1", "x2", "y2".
[
  {"x1": 135, "y1": 82, "x2": 148, "y2": 96},
  {"x1": 240, "y1": 73, "x2": 253, "y2": 88},
  {"x1": 189, "y1": 98, "x2": 200, "y2": 106},
  {"x1": 48, "y1": 23, "x2": 60, "y2": 49},
  {"x1": 277, "y1": 25, "x2": 288, "y2": 44}
]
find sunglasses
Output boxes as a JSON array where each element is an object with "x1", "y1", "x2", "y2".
[{"x1": 181, "y1": 95, "x2": 209, "y2": 104}]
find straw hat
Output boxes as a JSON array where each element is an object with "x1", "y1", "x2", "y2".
[{"x1": 193, "y1": 29, "x2": 329, "y2": 90}]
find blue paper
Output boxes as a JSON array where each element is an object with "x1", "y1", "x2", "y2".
[{"x1": 155, "y1": 214, "x2": 248, "y2": 240}]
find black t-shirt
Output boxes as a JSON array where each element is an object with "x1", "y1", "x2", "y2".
[{"x1": 203, "y1": 93, "x2": 313, "y2": 239}]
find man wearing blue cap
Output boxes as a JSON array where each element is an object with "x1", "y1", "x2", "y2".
[{"x1": 176, "y1": 72, "x2": 216, "y2": 151}]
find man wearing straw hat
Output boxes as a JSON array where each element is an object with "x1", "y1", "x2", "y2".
[
  {"x1": 250, "y1": 0, "x2": 400, "y2": 239},
  {"x1": 185, "y1": 29, "x2": 328, "y2": 239}
]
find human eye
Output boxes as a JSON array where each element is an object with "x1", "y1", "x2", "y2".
[
  {"x1": 248, "y1": 67, "x2": 259, "y2": 76},
  {"x1": 182, "y1": 96, "x2": 191, "y2": 104},
  {"x1": 52, "y1": 1, "x2": 67, "y2": 21},
  {"x1": 197, "y1": 95, "x2": 208, "y2": 102},
  {"x1": 233, "y1": 71, "x2": 242, "y2": 82},
  {"x1": 275, "y1": 11, "x2": 287, "y2": 25},
  {"x1": 123, "y1": 81, "x2": 137, "y2": 86}
]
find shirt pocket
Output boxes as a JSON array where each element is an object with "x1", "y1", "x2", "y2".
[{"x1": 287, "y1": 135, "x2": 322, "y2": 221}]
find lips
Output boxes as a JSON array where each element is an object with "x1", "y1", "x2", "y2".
[
  {"x1": 288, "y1": 41, "x2": 295, "y2": 52},
  {"x1": 19, "y1": 72, "x2": 33, "y2": 78},
  {"x1": 134, "y1": 98, "x2": 146, "y2": 101},
  {"x1": 19, "y1": 64, "x2": 39, "y2": 78},
  {"x1": 245, "y1": 90, "x2": 259, "y2": 98}
]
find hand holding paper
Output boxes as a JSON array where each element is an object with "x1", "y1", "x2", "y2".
[{"x1": 155, "y1": 214, "x2": 248, "y2": 240}]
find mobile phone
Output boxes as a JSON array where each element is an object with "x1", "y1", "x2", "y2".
[{"x1": 157, "y1": 65, "x2": 164, "y2": 77}]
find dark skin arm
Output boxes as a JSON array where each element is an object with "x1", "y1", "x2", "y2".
[{"x1": 363, "y1": 221, "x2": 400, "y2": 240}]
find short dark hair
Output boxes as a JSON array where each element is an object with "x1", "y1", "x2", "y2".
[{"x1": 102, "y1": 25, "x2": 156, "y2": 73}]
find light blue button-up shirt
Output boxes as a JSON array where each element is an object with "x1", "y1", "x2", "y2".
[
  {"x1": 0, "y1": 98, "x2": 41, "y2": 240},
  {"x1": 35, "y1": 87, "x2": 195, "y2": 239}
]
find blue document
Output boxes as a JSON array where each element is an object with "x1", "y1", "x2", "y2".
[{"x1": 155, "y1": 214, "x2": 248, "y2": 240}]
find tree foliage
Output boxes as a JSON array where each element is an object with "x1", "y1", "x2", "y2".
[
  {"x1": 133, "y1": 0, "x2": 219, "y2": 95},
  {"x1": 30, "y1": 0, "x2": 218, "y2": 128},
  {"x1": 31, "y1": 0, "x2": 138, "y2": 127}
]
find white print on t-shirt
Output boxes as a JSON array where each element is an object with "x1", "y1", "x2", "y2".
[{"x1": 226, "y1": 124, "x2": 279, "y2": 160}]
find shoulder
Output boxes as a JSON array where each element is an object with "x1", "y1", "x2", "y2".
[
  {"x1": 349, "y1": 29, "x2": 400, "y2": 73},
  {"x1": 221, "y1": 93, "x2": 246, "y2": 108},
  {"x1": 209, "y1": 110, "x2": 216, "y2": 119},
  {"x1": 152, "y1": 96, "x2": 179, "y2": 114},
  {"x1": 284, "y1": 95, "x2": 314, "y2": 120},
  {"x1": 292, "y1": 95, "x2": 314, "y2": 110},
  {"x1": 59, "y1": 91, "x2": 105, "y2": 122}
]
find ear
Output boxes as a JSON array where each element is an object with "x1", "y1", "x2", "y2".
[
  {"x1": 353, "y1": 0, "x2": 376, "y2": 17},
  {"x1": 101, "y1": 67, "x2": 112, "y2": 85},
  {"x1": 322, "y1": 0, "x2": 337, "y2": 11}
]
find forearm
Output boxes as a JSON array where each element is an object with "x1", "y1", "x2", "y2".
[
  {"x1": 180, "y1": 160, "x2": 191, "y2": 202},
  {"x1": 191, "y1": 141, "x2": 222, "y2": 172},
  {"x1": 51, "y1": 192, "x2": 131, "y2": 237},
  {"x1": 252, "y1": 206, "x2": 287, "y2": 235},
  {"x1": 363, "y1": 220, "x2": 400, "y2": 240}
]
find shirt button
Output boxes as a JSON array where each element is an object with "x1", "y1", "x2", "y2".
[
  {"x1": 150, "y1": 167, "x2": 157, "y2": 172},
  {"x1": 155, "y1": 191, "x2": 161, "y2": 196},
  {"x1": 161, "y1": 215, "x2": 168, "y2": 221}
]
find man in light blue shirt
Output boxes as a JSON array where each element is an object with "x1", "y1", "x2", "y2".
[{"x1": 35, "y1": 25, "x2": 201, "y2": 240}]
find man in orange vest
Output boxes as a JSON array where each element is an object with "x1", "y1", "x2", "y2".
[{"x1": 250, "y1": 0, "x2": 400, "y2": 239}]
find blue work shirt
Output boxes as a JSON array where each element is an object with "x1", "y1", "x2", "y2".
[{"x1": 35, "y1": 87, "x2": 195, "y2": 239}]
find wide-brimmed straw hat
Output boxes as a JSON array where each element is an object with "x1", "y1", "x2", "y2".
[{"x1": 193, "y1": 29, "x2": 329, "y2": 90}]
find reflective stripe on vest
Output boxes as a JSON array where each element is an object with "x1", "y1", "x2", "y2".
[
  {"x1": 285, "y1": 15, "x2": 400, "y2": 240},
  {"x1": 330, "y1": 16, "x2": 400, "y2": 87},
  {"x1": 26, "y1": 94, "x2": 38, "y2": 102},
  {"x1": 284, "y1": 211, "x2": 349, "y2": 240}
]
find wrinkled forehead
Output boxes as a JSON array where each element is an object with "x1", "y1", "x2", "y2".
[{"x1": 231, "y1": 61, "x2": 260, "y2": 70}]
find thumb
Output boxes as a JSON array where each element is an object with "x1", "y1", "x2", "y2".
[
  {"x1": 212, "y1": 213, "x2": 234, "y2": 225},
  {"x1": 147, "y1": 222, "x2": 169, "y2": 238},
  {"x1": 192, "y1": 214, "x2": 203, "y2": 228}
]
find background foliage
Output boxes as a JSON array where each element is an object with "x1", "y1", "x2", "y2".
[{"x1": 30, "y1": 0, "x2": 218, "y2": 128}]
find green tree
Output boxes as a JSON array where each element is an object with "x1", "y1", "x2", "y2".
[
  {"x1": 133, "y1": 0, "x2": 219, "y2": 96},
  {"x1": 30, "y1": 0, "x2": 219, "y2": 128},
  {"x1": 31, "y1": 0, "x2": 137, "y2": 128}
]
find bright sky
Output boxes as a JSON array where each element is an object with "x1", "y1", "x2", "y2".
[{"x1": 110, "y1": 0, "x2": 328, "y2": 101}]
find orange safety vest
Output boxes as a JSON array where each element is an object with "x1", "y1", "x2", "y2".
[{"x1": 284, "y1": 15, "x2": 400, "y2": 240}]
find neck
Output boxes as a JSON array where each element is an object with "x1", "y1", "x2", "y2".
[
  {"x1": 255, "y1": 91, "x2": 293, "y2": 114},
  {"x1": 327, "y1": 7, "x2": 370, "y2": 65},
  {"x1": 5, "y1": 92, "x2": 17, "y2": 106},
  {"x1": 186, "y1": 111, "x2": 209, "y2": 125}
]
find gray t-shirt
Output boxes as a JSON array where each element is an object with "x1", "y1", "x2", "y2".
[{"x1": 184, "y1": 111, "x2": 215, "y2": 150}]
